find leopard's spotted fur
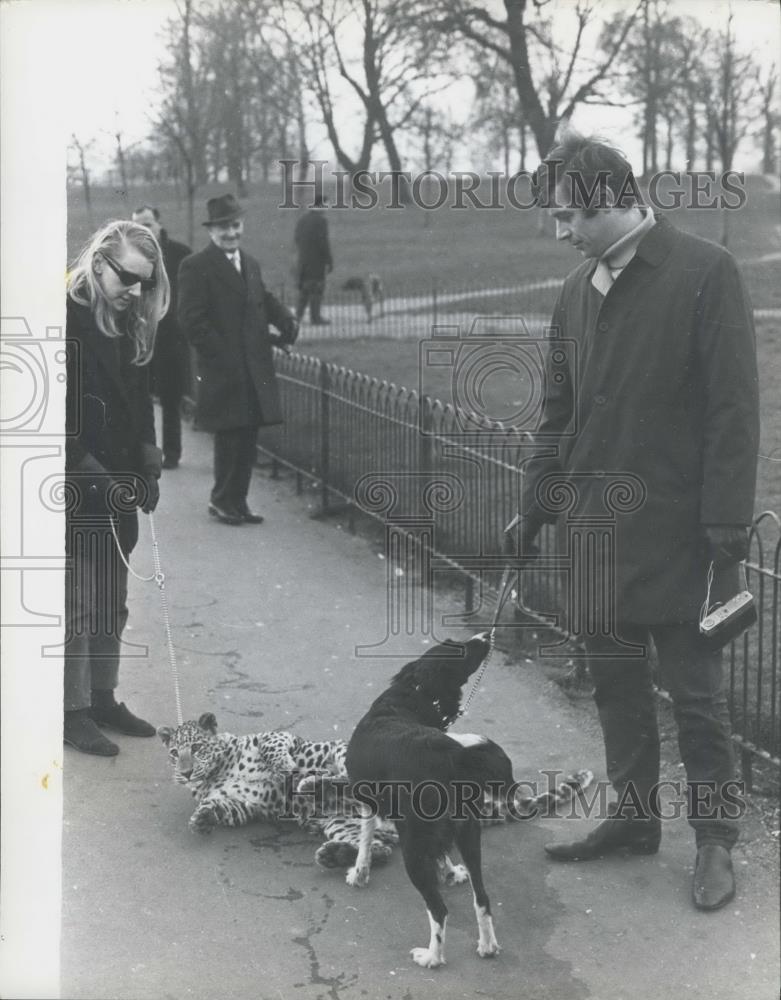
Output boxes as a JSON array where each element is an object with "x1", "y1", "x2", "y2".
[{"x1": 158, "y1": 712, "x2": 397, "y2": 868}]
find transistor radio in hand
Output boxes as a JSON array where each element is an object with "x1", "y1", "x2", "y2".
[{"x1": 699, "y1": 558, "x2": 757, "y2": 651}]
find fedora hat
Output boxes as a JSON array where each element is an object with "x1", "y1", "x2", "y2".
[{"x1": 202, "y1": 193, "x2": 244, "y2": 226}]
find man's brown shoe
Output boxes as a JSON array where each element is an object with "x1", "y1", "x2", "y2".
[
  {"x1": 693, "y1": 844, "x2": 735, "y2": 911},
  {"x1": 545, "y1": 814, "x2": 661, "y2": 861},
  {"x1": 64, "y1": 709, "x2": 119, "y2": 756}
]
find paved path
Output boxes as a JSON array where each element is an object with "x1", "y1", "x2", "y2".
[{"x1": 61, "y1": 416, "x2": 780, "y2": 1000}]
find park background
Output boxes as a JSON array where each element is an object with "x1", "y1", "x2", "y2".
[{"x1": 2, "y1": 0, "x2": 780, "y2": 997}]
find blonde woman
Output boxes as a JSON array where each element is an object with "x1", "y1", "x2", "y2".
[{"x1": 64, "y1": 220, "x2": 170, "y2": 756}]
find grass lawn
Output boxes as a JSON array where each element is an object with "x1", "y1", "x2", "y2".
[{"x1": 67, "y1": 173, "x2": 779, "y2": 302}]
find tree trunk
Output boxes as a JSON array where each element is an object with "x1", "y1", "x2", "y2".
[
  {"x1": 79, "y1": 157, "x2": 92, "y2": 219},
  {"x1": 185, "y1": 158, "x2": 196, "y2": 248},
  {"x1": 762, "y1": 118, "x2": 777, "y2": 174},
  {"x1": 684, "y1": 104, "x2": 697, "y2": 169},
  {"x1": 664, "y1": 115, "x2": 674, "y2": 171},
  {"x1": 504, "y1": 0, "x2": 556, "y2": 157},
  {"x1": 719, "y1": 205, "x2": 731, "y2": 248},
  {"x1": 519, "y1": 122, "x2": 527, "y2": 172}
]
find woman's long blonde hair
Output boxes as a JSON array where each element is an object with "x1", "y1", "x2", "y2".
[{"x1": 67, "y1": 219, "x2": 170, "y2": 365}]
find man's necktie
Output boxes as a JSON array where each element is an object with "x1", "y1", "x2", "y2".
[{"x1": 227, "y1": 250, "x2": 242, "y2": 275}]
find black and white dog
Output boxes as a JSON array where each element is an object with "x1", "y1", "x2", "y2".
[{"x1": 344, "y1": 633, "x2": 513, "y2": 968}]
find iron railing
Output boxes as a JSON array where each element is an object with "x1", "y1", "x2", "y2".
[
  {"x1": 276, "y1": 277, "x2": 564, "y2": 343},
  {"x1": 256, "y1": 349, "x2": 781, "y2": 789}
]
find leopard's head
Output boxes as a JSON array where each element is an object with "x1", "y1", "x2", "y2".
[{"x1": 158, "y1": 712, "x2": 223, "y2": 787}]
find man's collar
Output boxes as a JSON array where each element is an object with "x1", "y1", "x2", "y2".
[
  {"x1": 601, "y1": 208, "x2": 656, "y2": 268},
  {"x1": 633, "y1": 213, "x2": 677, "y2": 266}
]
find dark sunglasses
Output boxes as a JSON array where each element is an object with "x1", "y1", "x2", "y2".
[{"x1": 100, "y1": 252, "x2": 156, "y2": 291}]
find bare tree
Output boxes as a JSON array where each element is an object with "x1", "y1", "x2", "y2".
[
  {"x1": 68, "y1": 133, "x2": 94, "y2": 223},
  {"x1": 156, "y1": 0, "x2": 216, "y2": 243},
  {"x1": 104, "y1": 113, "x2": 134, "y2": 205},
  {"x1": 424, "y1": 0, "x2": 641, "y2": 158},
  {"x1": 755, "y1": 63, "x2": 779, "y2": 176},
  {"x1": 470, "y1": 51, "x2": 527, "y2": 175},
  {"x1": 601, "y1": 1, "x2": 700, "y2": 176},
  {"x1": 294, "y1": 0, "x2": 452, "y2": 197},
  {"x1": 699, "y1": 12, "x2": 760, "y2": 245}
]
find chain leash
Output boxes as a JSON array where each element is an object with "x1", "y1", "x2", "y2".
[
  {"x1": 456, "y1": 566, "x2": 516, "y2": 724},
  {"x1": 110, "y1": 512, "x2": 184, "y2": 726}
]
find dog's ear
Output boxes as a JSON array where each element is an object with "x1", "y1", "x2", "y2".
[{"x1": 197, "y1": 711, "x2": 219, "y2": 734}]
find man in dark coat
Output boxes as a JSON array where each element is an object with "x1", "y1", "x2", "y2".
[
  {"x1": 512, "y1": 129, "x2": 759, "y2": 911},
  {"x1": 178, "y1": 194, "x2": 298, "y2": 525},
  {"x1": 294, "y1": 195, "x2": 333, "y2": 325},
  {"x1": 132, "y1": 205, "x2": 191, "y2": 469}
]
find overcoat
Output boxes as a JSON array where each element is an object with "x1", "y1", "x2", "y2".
[
  {"x1": 294, "y1": 209, "x2": 333, "y2": 282},
  {"x1": 177, "y1": 242, "x2": 297, "y2": 432},
  {"x1": 151, "y1": 228, "x2": 191, "y2": 397},
  {"x1": 65, "y1": 297, "x2": 159, "y2": 550},
  {"x1": 521, "y1": 215, "x2": 759, "y2": 624}
]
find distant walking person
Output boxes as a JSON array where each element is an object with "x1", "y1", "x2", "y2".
[
  {"x1": 132, "y1": 205, "x2": 191, "y2": 469},
  {"x1": 178, "y1": 194, "x2": 298, "y2": 525},
  {"x1": 64, "y1": 220, "x2": 169, "y2": 756},
  {"x1": 294, "y1": 194, "x2": 333, "y2": 325}
]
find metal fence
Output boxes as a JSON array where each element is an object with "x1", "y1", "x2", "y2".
[
  {"x1": 276, "y1": 277, "x2": 564, "y2": 343},
  {"x1": 255, "y1": 348, "x2": 781, "y2": 789},
  {"x1": 271, "y1": 256, "x2": 780, "y2": 344}
]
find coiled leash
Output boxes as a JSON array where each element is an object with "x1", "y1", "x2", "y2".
[
  {"x1": 456, "y1": 566, "x2": 517, "y2": 724},
  {"x1": 110, "y1": 512, "x2": 184, "y2": 726}
]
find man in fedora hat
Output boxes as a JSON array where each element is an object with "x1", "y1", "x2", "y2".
[{"x1": 178, "y1": 193, "x2": 298, "y2": 525}]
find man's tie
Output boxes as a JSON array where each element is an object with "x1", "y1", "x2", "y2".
[{"x1": 227, "y1": 250, "x2": 242, "y2": 275}]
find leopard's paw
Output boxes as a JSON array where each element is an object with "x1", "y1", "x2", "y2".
[
  {"x1": 369, "y1": 842, "x2": 393, "y2": 865},
  {"x1": 189, "y1": 811, "x2": 216, "y2": 834},
  {"x1": 316, "y1": 841, "x2": 358, "y2": 870}
]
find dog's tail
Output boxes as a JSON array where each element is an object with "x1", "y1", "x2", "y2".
[
  {"x1": 452, "y1": 737, "x2": 515, "y2": 819},
  {"x1": 455, "y1": 739, "x2": 513, "y2": 784}
]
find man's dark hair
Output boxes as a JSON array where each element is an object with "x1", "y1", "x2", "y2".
[
  {"x1": 132, "y1": 204, "x2": 161, "y2": 220},
  {"x1": 531, "y1": 126, "x2": 643, "y2": 216}
]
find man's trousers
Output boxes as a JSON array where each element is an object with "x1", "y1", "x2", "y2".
[
  {"x1": 585, "y1": 622, "x2": 739, "y2": 848},
  {"x1": 211, "y1": 425, "x2": 259, "y2": 513}
]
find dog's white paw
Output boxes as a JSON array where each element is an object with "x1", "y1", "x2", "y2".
[
  {"x1": 477, "y1": 939, "x2": 501, "y2": 958},
  {"x1": 445, "y1": 864, "x2": 469, "y2": 886},
  {"x1": 345, "y1": 864, "x2": 370, "y2": 888},
  {"x1": 411, "y1": 947, "x2": 445, "y2": 969}
]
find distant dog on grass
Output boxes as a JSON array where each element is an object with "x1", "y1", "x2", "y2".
[{"x1": 342, "y1": 273, "x2": 385, "y2": 321}]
